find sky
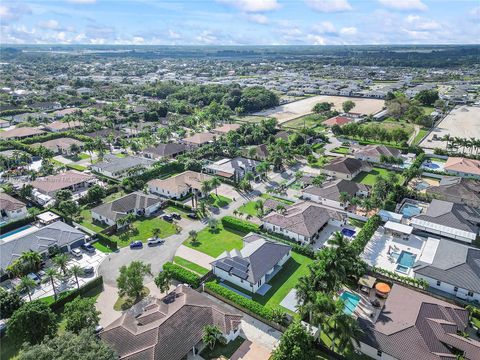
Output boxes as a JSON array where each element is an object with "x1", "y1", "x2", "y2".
[{"x1": 0, "y1": 0, "x2": 479, "y2": 45}]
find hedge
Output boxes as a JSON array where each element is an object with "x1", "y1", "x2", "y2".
[
  {"x1": 95, "y1": 233, "x2": 118, "y2": 252},
  {"x1": 0, "y1": 214, "x2": 36, "y2": 233},
  {"x1": 47, "y1": 276, "x2": 104, "y2": 311},
  {"x1": 163, "y1": 262, "x2": 201, "y2": 288},
  {"x1": 350, "y1": 215, "x2": 381, "y2": 255},
  {"x1": 221, "y1": 216, "x2": 259, "y2": 234},
  {"x1": 371, "y1": 267, "x2": 428, "y2": 289},
  {"x1": 205, "y1": 281, "x2": 275, "y2": 321}
]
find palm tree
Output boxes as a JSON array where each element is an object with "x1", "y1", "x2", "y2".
[
  {"x1": 210, "y1": 177, "x2": 221, "y2": 197},
  {"x1": 339, "y1": 192, "x2": 351, "y2": 207},
  {"x1": 69, "y1": 265, "x2": 84, "y2": 289},
  {"x1": 328, "y1": 232, "x2": 349, "y2": 248},
  {"x1": 202, "y1": 325, "x2": 224, "y2": 350},
  {"x1": 208, "y1": 218, "x2": 219, "y2": 231},
  {"x1": 188, "y1": 230, "x2": 198, "y2": 244},
  {"x1": 20, "y1": 251, "x2": 43, "y2": 272},
  {"x1": 53, "y1": 253, "x2": 70, "y2": 276},
  {"x1": 152, "y1": 228, "x2": 161, "y2": 240},
  {"x1": 254, "y1": 199, "x2": 264, "y2": 217},
  {"x1": 201, "y1": 180, "x2": 212, "y2": 198},
  {"x1": 43, "y1": 268, "x2": 59, "y2": 300},
  {"x1": 327, "y1": 308, "x2": 363, "y2": 353},
  {"x1": 17, "y1": 276, "x2": 36, "y2": 301},
  {"x1": 154, "y1": 270, "x2": 171, "y2": 296}
]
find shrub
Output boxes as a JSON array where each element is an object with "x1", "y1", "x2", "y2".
[
  {"x1": 48, "y1": 276, "x2": 104, "y2": 311},
  {"x1": 372, "y1": 267, "x2": 428, "y2": 289},
  {"x1": 163, "y1": 262, "x2": 201, "y2": 288},
  {"x1": 95, "y1": 233, "x2": 118, "y2": 252},
  {"x1": 350, "y1": 215, "x2": 381, "y2": 255},
  {"x1": 221, "y1": 216, "x2": 259, "y2": 234}
]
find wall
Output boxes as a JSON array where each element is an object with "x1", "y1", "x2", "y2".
[
  {"x1": 148, "y1": 184, "x2": 185, "y2": 199},
  {"x1": 414, "y1": 273, "x2": 480, "y2": 303},
  {"x1": 356, "y1": 342, "x2": 397, "y2": 360},
  {"x1": 91, "y1": 211, "x2": 115, "y2": 227},
  {"x1": 410, "y1": 222, "x2": 474, "y2": 244},
  {"x1": 212, "y1": 266, "x2": 260, "y2": 293}
]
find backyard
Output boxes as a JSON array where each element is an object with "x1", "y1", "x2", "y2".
[
  {"x1": 206, "y1": 194, "x2": 232, "y2": 209},
  {"x1": 183, "y1": 223, "x2": 244, "y2": 257},
  {"x1": 174, "y1": 256, "x2": 209, "y2": 276},
  {"x1": 282, "y1": 113, "x2": 326, "y2": 130},
  {"x1": 353, "y1": 167, "x2": 404, "y2": 186},
  {"x1": 200, "y1": 336, "x2": 246, "y2": 360}
]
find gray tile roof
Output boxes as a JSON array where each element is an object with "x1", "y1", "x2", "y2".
[
  {"x1": 303, "y1": 179, "x2": 368, "y2": 202},
  {"x1": 143, "y1": 143, "x2": 186, "y2": 158},
  {"x1": 358, "y1": 285, "x2": 480, "y2": 360},
  {"x1": 413, "y1": 199, "x2": 480, "y2": 234},
  {"x1": 211, "y1": 233, "x2": 291, "y2": 284},
  {"x1": 91, "y1": 192, "x2": 162, "y2": 222},
  {"x1": 414, "y1": 239, "x2": 480, "y2": 293},
  {"x1": 100, "y1": 285, "x2": 242, "y2": 360},
  {"x1": 323, "y1": 157, "x2": 369, "y2": 176},
  {"x1": 353, "y1": 144, "x2": 401, "y2": 159},
  {"x1": 426, "y1": 177, "x2": 480, "y2": 208},
  {"x1": 92, "y1": 154, "x2": 155, "y2": 174},
  {"x1": 0, "y1": 221, "x2": 86, "y2": 270}
]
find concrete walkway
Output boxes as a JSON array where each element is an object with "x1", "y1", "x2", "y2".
[
  {"x1": 231, "y1": 340, "x2": 272, "y2": 360},
  {"x1": 175, "y1": 245, "x2": 215, "y2": 270}
]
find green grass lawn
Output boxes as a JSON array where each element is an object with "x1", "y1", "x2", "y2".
[
  {"x1": 308, "y1": 155, "x2": 334, "y2": 169},
  {"x1": 260, "y1": 193, "x2": 294, "y2": 205},
  {"x1": 113, "y1": 287, "x2": 149, "y2": 311},
  {"x1": 353, "y1": 167, "x2": 404, "y2": 186},
  {"x1": 331, "y1": 146, "x2": 350, "y2": 155},
  {"x1": 207, "y1": 194, "x2": 232, "y2": 208},
  {"x1": 77, "y1": 208, "x2": 107, "y2": 232},
  {"x1": 200, "y1": 336, "x2": 246, "y2": 360},
  {"x1": 66, "y1": 163, "x2": 87, "y2": 171},
  {"x1": 164, "y1": 204, "x2": 193, "y2": 217},
  {"x1": 109, "y1": 216, "x2": 178, "y2": 247},
  {"x1": 183, "y1": 224, "x2": 244, "y2": 257},
  {"x1": 237, "y1": 201, "x2": 259, "y2": 217},
  {"x1": 174, "y1": 256, "x2": 209, "y2": 276},
  {"x1": 421, "y1": 106, "x2": 435, "y2": 115},
  {"x1": 65, "y1": 153, "x2": 89, "y2": 161},
  {"x1": 92, "y1": 241, "x2": 115, "y2": 253},
  {"x1": 282, "y1": 114, "x2": 326, "y2": 130},
  {"x1": 412, "y1": 128, "x2": 429, "y2": 145}
]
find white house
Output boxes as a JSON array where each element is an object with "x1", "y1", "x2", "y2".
[
  {"x1": 211, "y1": 233, "x2": 291, "y2": 293},
  {"x1": 204, "y1": 157, "x2": 260, "y2": 182},
  {"x1": 444, "y1": 157, "x2": 480, "y2": 180},
  {"x1": 90, "y1": 154, "x2": 155, "y2": 179},
  {"x1": 147, "y1": 171, "x2": 212, "y2": 199},
  {"x1": 0, "y1": 193, "x2": 28, "y2": 224}
]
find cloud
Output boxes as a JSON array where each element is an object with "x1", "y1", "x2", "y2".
[
  {"x1": 168, "y1": 29, "x2": 181, "y2": 39},
  {"x1": 340, "y1": 26, "x2": 357, "y2": 35},
  {"x1": 38, "y1": 19, "x2": 59, "y2": 30},
  {"x1": 306, "y1": 34, "x2": 326, "y2": 45},
  {"x1": 0, "y1": 3, "x2": 32, "y2": 23},
  {"x1": 313, "y1": 21, "x2": 337, "y2": 34},
  {"x1": 246, "y1": 13, "x2": 269, "y2": 24},
  {"x1": 305, "y1": 0, "x2": 352, "y2": 13},
  {"x1": 378, "y1": 0, "x2": 427, "y2": 11},
  {"x1": 218, "y1": 0, "x2": 279, "y2": 13},
  {"x1": 469, "y1": 6, "x2": 480, "y2": 17},
  {"x1": 132, "y1": 36, "x2": 144, "y2": 44},
  {"x1": 195, "y1": 30, "x2": 218, "y2": 44},
  {"x1": 66, "y1": 0, "x2": 97, "y2": 4},
  {"x1": 405, "y1": 15, "x2": 440, "y2": 31}
]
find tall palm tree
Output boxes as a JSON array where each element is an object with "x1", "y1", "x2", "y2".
[
  {"x1": 17, "y1": 276, "x2": 36, "y2": 301},
  {"x1": 201, "y1": 180, "x2": 211, "y2": 199},
  {"x1": 152, "y1": 228, "x2": 161, "y2": 240},
  {"x1": 327, "y1": 307, "x2": 363, "y2": 354},
  {"x1": 43, "y1": 268, "x2": 59, "y2": 300},
  {"x1": 328, "y1": 232, "x2": 349, "y2": 248},
  {"x1": 53, "y1": 253, "x2": 70, "y2": 276},
  {"x1": 69, "y1": 265, "x2": 84, "y2": 289},
  {"x1": 210, "y1": 177, "x2": 221, "y2": 197},
  {"x1": 20, "y1": 251, "x2": 43, "y2": 272}
]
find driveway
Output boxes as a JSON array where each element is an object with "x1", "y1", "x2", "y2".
[{"x1": 175, "y1": 245, "x2": 215, "y2": 269}]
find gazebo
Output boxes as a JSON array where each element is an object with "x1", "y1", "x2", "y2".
[{"x1": 358, "y1": 275, "x2": 377, "y2": 294}]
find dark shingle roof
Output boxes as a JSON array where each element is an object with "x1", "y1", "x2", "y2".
[
  {"x1": 323, "y1": 157, "x2": 368, "y2": 176},
  {"x1": 303, "y1": 179, "x2": 368, "y2": 202},
  {"x1": 92, "y1": 154, "x2": 155, "y2": 174},
  {"x1": 143, "y1": 143, "x2": 186, "y2": 158},
  {"x1": 426, "y1": 177, "x2": 480, "y2": 208}
]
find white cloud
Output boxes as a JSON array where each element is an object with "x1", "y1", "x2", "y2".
[
  {"x1": 313, "y1": 21, "x2": 337, "y2": 34},
  {"x1": 469, "y1": 6, "x2": 480, "y2": 17},
  {"x1": 218, "y1": 0, "x2": 280, "y2": 13},
  {"x1": 132, "y1": 36, "x2": 144, "y2": 44},
  {"x1": 340, "y1": 26, "x2": 357, "y2": 35},
  {"x1": 305, "y1": 0, "x2": 352, "y2": 13},
  {"x1": 405, "y1": 15, "x2": 440, "y2": 31},
  {"x1": 168, "y1": 29, "x2": 181, "y2": 39},
  {"x1": 247, "y1": 13, "x2": 269, "y2": 24},
  {"x1": 195, "y1": 30, "x2": 218, "y2": 44},
  {"x1": 378, "y1": 0, "x2": 427, "y2": 11},
  {"x1": 67, "y1": 0, "x2": 97, "y2": 4},
  {"x1": 39, "y1": 19, "x2": 59, "y2": 30},
  {"x1": 0, "y1": 3, "x2": 31, "y2": 22},
  {"x1": 306, "y1": 34, "x2": 326, "y2": 45}
]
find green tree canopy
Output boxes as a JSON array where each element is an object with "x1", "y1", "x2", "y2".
[
  {"x1": 0, "y1": 288, "x2": 24, "y2": 319},
  {"x1": 271, "y1": 321, "x2": 316, "y2": 360},
  {"x1": 63, "y1": 297, "x2": 100, "y2": 334},
  {"x1": 116, "y1": 261, "x2": 152, "y2": 299}
]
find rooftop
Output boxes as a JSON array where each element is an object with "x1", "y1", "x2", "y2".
[
  {"x1": 147, "y1": 171, "x2": 212, "y2": 194},
  {"x1": 31, "y1": 170, "x2": 94, "y2": 194}
]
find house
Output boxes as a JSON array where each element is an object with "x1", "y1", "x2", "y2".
[
  {"x1": 0, "y1": 119, "x2": 9, "y2": 128},
  {"x1": 212, "y1": 123, "x2": 241, "y2": 135},
  {"x1": 90, "y1": 154, "x2": 155, "y2": 179},
  {"x1": 84, "y1": 129, "x2": 129, "y2": 142},
  {"x1": 181, "y1": 132, "x2": 216, "y2": 147},
  {"x1": 262, "y1": 201, "x2": 346, "y2": 244},
  {"x1": 52, "y1": 108, "x2": 79, "y2": 119},
  {"x1": 147, "y1": 171, "x2": 212, "y2": 199},
  {"x1": 426, "y1": 177, "x2": 480, "y2": 208},
  {"x1": 413, "y1": 238, "x2": 480, "y2": 303},
  {"x1": 31, "y1": 101, "x2": 62, "y2": 111},
  {"x1": 352, "y1": 144, "x2": 401, "y2": 164},
  {"x1": 323, "y1": 116, "x2": 352, "y2": 127},
  {"x1": 31, "y1": 170, "x2": 95, "y2": 197},
  {"x1": 302, "y1": 179, "x2": 369, "y2": 210},
  {"x1": 91, "y1": 192, "x2": 163, "y2": 228},
  {"x1": 0, "y1": 127, "x2": 45, "y2": 140},
  {"x1": 444, "y1": 157, "x2": 480, "y2": 179},
  {"x1": 204, "y1": 157, "x2": 260, "y2": 182},
  {"x1": 43, "y1": 120, "x2": 82, "y2": 132},
  {"x1": 31, "y1": 137, "x2": 84, "y2": 155},
  {"x1": 0, "y1": 193, "x2": 28, "y2": 224},
  {"x1": 212, "y1": 233, "x2": 291, "y2": 293},
  {"x1": 246, "y1": 144, "x2": 269, "y2": 160},
  {"x1": 322, "y1": 157, "x2": 371, "y2": 180},
  {"x1": 0, "y1": 221, "x2": 88, "y2": 275},
  {"x1": 142, "y1": 143, "x2": 186, "y2": 160},
  {"x1": 410, "y1": 199, "x2": 480, "y2": 244},
  {"x1": 356, "y1": 284, "x2": 480, "y2": 360},
  {"x1": 100, "y1": 285, "x2": 242, "y2": 360}
]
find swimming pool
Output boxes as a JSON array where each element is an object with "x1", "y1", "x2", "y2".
[
  {"x1": 0, "y1": 225, "x2": 33, "y2": 239},
  {"x1": 340, "y1": 291, "x2": 361, "y2": 315},
  {"x1": 397, "y1": 250, "x2": 417, "y2": 267},
  {"x1": 341, "y1": 228, "x2": 356, "y2": 237},
  {"x1": 415, "y1": 181, "x2": 430, "y2": 191},
  {"x1": 401, "y1": 203, "x2": 423, "y2": 218}
]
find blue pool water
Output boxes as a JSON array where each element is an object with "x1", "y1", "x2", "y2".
[
  {"x1": 340, "y1": 291, "x2": 361, "y2": 315},
  {"x1": 342, "y1": 228, "x2": 356, "y2": 237},
  {"x1": 0, "y1": 225, "x2": 33, "y2": 239},
  {"x1": 401, "y1": 203, "x2": 422, "y2": 218},
  {"x1": 397, "y1": 251, "x2": 416, "y2": 268}
]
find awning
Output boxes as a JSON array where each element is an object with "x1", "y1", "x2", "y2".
[
  {"x1": 358, "y1": 275, "x2": 377, "y2": 289},
  {"x1": 385, "y1": 221, "x2": 413, "y2": 235}
]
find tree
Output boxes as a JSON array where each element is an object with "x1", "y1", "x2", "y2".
[
  {"x1": 63, "y1": 297, "x2": 100, "y2": 334},
  {"x1": 53, "y1": 253, "x2": 70, "y2": 276},
  {"x1": 20, "y1": 251, "x2": 43, "y2": 272},
  {"x1": 17, "y1": 329, "x2": 116, "y2": 360},
  {"x1": 57, "y1": 200, "x2": 80, "y2": 219},
  {"x1": 202, "y1": 325, "x2": 225, "y2": 350},
  {"x1": 313, "y1": 102, "x2": 332, "y2": 113},
  {"x1": 152, "y1": 228, "x2": 162, "y2": 239},
  {"x1": 116, "y1": 261, "x2": 152, "y2": 299},
  {"x1": 0, "y1": 288, "x2": 24, "y2": 319},
  {"x1": 208, "y1": 217, "x2": 219, "y2": 231},
  {"x1": 69, "y1": 265, "x2": 85, "y2": 289},
  {"x1": 154, "y1": 270, "x2": 171, "y2": 296},
  {"x1": 7, "y1": 301, "x2": 57, "y2": 345},
  {"x1": 42, "y1": 268, "x2": 59, "y2": 301},
  {"x1": 271, "y1": 321, "x2": 315, "y2": 360},
  {"x1": 17, "y1": 276, "x2": 37, "y2": 302},
  {"x1": 415, "y1": 89, "x2": 439, "y2": 106},
  {"x1": 210, "y1": 177, "x2": 221, "y2": 197},
  {"x1": 19, "y1": 184, "x2": 33, "y2": 199},
  {"x1": 342, "y1": 100, "x2": 355, "y2": 113},
  {"x1": 327, "y1": 306, "x2": 363, "y2": 353},
  {"x1": 55, "y1": 189, "x2": 73, "y2": 204},
  {"x1": 254, "y1": 199, "x2": 264, "y2": 217},
  {"x1": 85, "y1": 185, "x2": 105, "y2": 204},
  {"x1": 188, "y1": 230, "x2": 198, "y2": 244}
]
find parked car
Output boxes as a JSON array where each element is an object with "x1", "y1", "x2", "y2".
[
  {"x1": 81, "y1": 243, "x2": 96, "y2": 253},
  {"x1": 171, "y1": 213, "x2": 181, "y2": 220},
  {"x1": 0, "y1": 320, "x2": 7, "y2": 337},
  {"x1": 70, "y1": 248, "x2": 82, "y2": 258},
  {"x1": 147, "y1": 237, "x2": 164, "y2": 246},
  {"x1": 83, "y1": 266, "x2": 94, "y2": 276},
  {"x1": 129, "y1": 241, "x2": 143, "y2": 249},
  {"x1": 27, "y1": 272, "x2": 41, "y2": 285},
  {"x1": 94, "y1": 325, "x2": 103, "y2": 334},
  {"x1": 187, "y1": 212, "x2": 198, "y2": 219},
  {"x1": 162, "y1": 214, "x2": 173, "y2": 222}
]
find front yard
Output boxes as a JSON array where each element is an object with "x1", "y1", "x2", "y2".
[
  {"x1": 183, "y1": 224, "x2": 244, "y2": 257},
  {"x1": 353, "y1": 167, "x2": 404, "y2": 186}
]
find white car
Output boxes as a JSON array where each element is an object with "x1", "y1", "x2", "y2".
[
  {"x1": 70, "y1": 248, "x2": 82, "y2": 258},
  {"x1": 147, "y1": 237, "x2": 164, "y2": 246},
  {"x1": 27, "y1": 272, "x2": 41, "y2": 285}
]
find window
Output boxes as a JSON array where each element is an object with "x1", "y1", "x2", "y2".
[
  {"x1": 436, "y1": 280, "x2": 441, "y2": 286},
  {"x1": 377, "y1": 349, "x2": 382, "y2": 357},
  {"x1": 467, "y1": 291, "x2": 474, "y2": 297},
  {"x1": 454, "y1": 286, "x2": 458, "y2": 292}
]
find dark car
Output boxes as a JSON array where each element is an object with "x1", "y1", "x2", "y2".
[
  {"x1": 83, "y1": 266, "x2": 94, "y2": 276},
  {"x1": 162, "y1": 214, "x2": 173, "y2": 222},
  {"x1": 129, "y1": 241, "x2": 143, "y2": 249},
  {"x1": 187, "y1": 212, "x2": 198, "y2": 219},
  {"x1": 171, "y1": 213, "x2": 181, "y2": 220},
  {"x1": 81, "y1": 243, "x2": 96, "y2": 253}
]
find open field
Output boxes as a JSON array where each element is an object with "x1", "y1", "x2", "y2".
[
  {"x1": 420, "y1": 105, "x2": 480, "y2": 149},
  {"x1": 183, "y1": 224, "x2": 244, "y2": 257},
  {"x1": 253, "y1": 95, "x2": 385, "y2": 124},
  {"x1": 282, "y1": 113, "x2": 326, "y2": 129}
]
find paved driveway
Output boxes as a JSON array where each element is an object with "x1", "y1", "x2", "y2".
[{"x1": 175, "y1": 245, "x2": 215, "y2": 269}]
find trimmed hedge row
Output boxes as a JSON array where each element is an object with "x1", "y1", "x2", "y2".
[
  {"x1": 47, "y1": 276, "x2": 104, "y2": 311},
  {"x1": 221, "y1": 216, "x2": 259, "y2": 234},
  {"x1": 350, "y1": 215, "x2": 381, "y2": 255},
  {"x1": 371, "y1": 267, "x2": 428, "y2": 290},
  {"x1": 95, "y1": 233, "x2": 118, "y2": 251},
  {"x1": 0, "y1": 214, "x2": 36, "y2": 233},
  {"x1": 205, "y1": 281, "x2": 275, "y2": 321},
  {"x1": 163, "y1": 262, "x2": 201, "y2": 288},
  {"x1": 261, "y1": 231, "x2": 315, "y2": 259}
]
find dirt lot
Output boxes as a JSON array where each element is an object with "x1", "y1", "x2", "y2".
[
  {"x1": 420, "y1": 105, "x2": 480, "y2": 149},
  {"x1": 253, "y1": 95, "x2": 385, "y2": 124}
]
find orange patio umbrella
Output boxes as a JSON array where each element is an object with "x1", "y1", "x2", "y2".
[{"x1": 375, "y1": 282, "x2": 391, "y2": 294}]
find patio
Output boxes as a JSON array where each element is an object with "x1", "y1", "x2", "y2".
[{"x1": 312, "y1": 224, "x2": 360, "y2": 250}]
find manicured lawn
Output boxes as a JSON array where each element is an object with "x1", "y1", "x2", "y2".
[
  {"x1": 66, "y1": 163, "x2": 87, "y2": 171},
  {"x1": 353, "y1": 167, "x2": 404, "y2": 186},
  {"x1": 183, "y1": 224, "x2": 244, "y2": 257},
  {"x1": 174, "y1": 256, "x2": 209, "y2": 276},
  {"x1": 103, "y1": 190, "x2": 126, "y2": 202},
  {"x1": 421, "y1": 106, "x2": 435, "y2": 115},
  {"x1": 109, "y1": 216, "x2": 179, "y2": 247},
  {"x1": 113, "y1": 286, "x2": 150, "y2": 311},
  {"x1": 207, "y1": 194, "x2": 232, "y2": 208},
  {"x1": 331, "y1": 146, "x2": 350, "y2": 154},
  {"x1": 237, "y1": 201, "x2": 259, "y2": 217},
  {"x1": 164, "y1": 204, "x2": 193, "y2": 217},
  {"x1": 65, "y1": 153, "x2": 89, "y2": 161},
  {"x1": 412, "y1": 128, "x2": 429, "y2": 145},
  {"x1": 282, "y1": 113, "x2": 326, "y2": 130},
  {"x1": 77, "y1": 208, "x2": 107, "y2": 232},
  {"x1": 92, "y1": 241, "x2": 115, "y2": 253},
  {"x1": 260, "y1": 193, "x2": 294, "y2": 205},
  {"x1": 308, "y1": 155, "x2": 334, "y2": 168},
  {"x1": 200, "y1": 336, "x2": 246, "y2": 360}
]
